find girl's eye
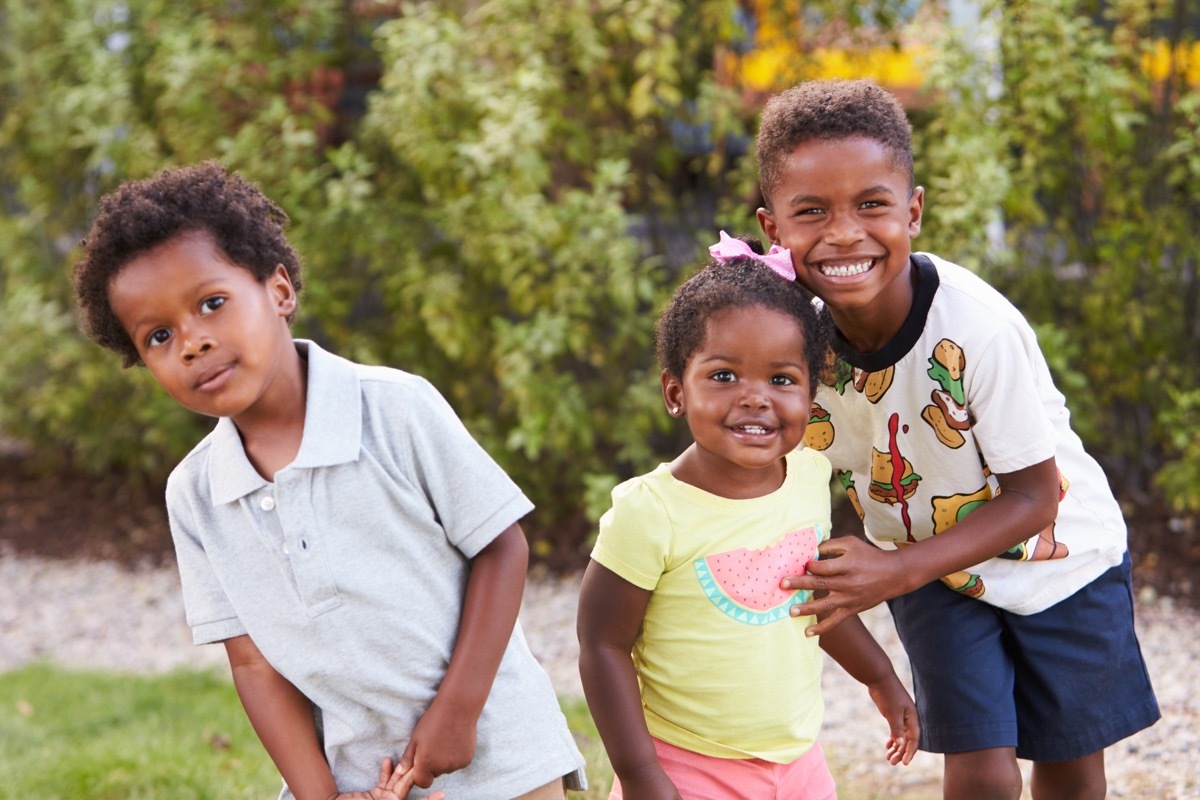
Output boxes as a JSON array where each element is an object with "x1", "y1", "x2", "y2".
[
  {"x1": 148, "y1": 329, "x2": 171, "y2": 347},
  {"x1": 200, "y1": 297, "x2": 225, "y2": 314},
  {"x1": 772, "y1": 375, "x2": 796, "y2": 386},
  {"x1": 712, "y1": 370, "x2": 736, "y2": 383}
]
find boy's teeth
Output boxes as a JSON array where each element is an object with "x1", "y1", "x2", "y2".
[{"x1": 819, "y1": 259, "x2": 874, "y2": 277}]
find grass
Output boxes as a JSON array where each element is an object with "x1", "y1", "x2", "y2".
[
  {"x1": 0, "y1": 665, "x2": 935, "y2": 799},
  {"x1": 0, "y1": 664, "x2": 614, "y2": 799}
]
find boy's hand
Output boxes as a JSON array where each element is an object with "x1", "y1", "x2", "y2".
[
  {"x1": 784, "y1": 537, "x2": 909, "y2": 636},
  {"x1": 396, "y1": 700, "x2": 477, "y2": 789},
  {"x1": 866, "y1": 674, "x2": 919, "y2": 766},
  {"x1": 330, "y1": 757, "x2": 447, "y2": 799}
]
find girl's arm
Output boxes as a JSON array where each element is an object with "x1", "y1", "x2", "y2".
[
  {"x1": 817, "y1": 614, "x2": 919, "y2": 765},
  {"x1": 788, "y1": 456, "x2": 1060, "y2": 635},
  {"x1": 396, "y1": 522, "x2": 529, "y2": 789},
  {"x1": 577, "y1": 561, "x2": 682, "y2": 800}
]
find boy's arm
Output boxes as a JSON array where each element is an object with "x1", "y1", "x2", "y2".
[
  {"x1": 224, "y1": 635, "x2": 344, "y2": 800},
  {"x1": 577, "y1": 561, "x2": 682, "y2": 800},
  {"x1": 817, "y1": 611, "x2": 918, "y2": 765},
  {"x1": 789, "y1": 456, "x2": 1060, "y2": 635},
  {"x1": 396, "y1": 521, "x2": 528, "y2": 789}
]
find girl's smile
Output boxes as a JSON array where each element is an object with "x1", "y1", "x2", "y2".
[{"x1": 663, "y1": 304, "x2": 813, "y2": 499}]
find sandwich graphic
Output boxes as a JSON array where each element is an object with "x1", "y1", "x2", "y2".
[
  {"x1": 922, "y1": 338, "x2": 970, "y2": 448},
  {"x1": 819, "y1": 354, "x2": 855, "y2": 394},
  {"x1": 803, "y1": 402, "x2": 835, "y2": 451},
  {"x1": 868, "y1": 447, "x2": 921, "y2": 505},
  {"x1": 854, "y1": 365, "x2": 894, "y2": 404}
]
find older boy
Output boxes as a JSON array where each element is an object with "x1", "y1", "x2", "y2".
[
  {"x1": 754, "y1": 80, "x2": 1159, "y2": 800},
  {"x1": 73, "y1": 161, "x2": 585, "y2": 800}
]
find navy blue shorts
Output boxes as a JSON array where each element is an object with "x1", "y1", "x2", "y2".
[{"x1": 887, "y1": 553, "x2": 1160, "y2": 762}]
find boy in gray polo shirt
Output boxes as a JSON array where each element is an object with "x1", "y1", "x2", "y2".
[{"x1": 72, "y1": 161, "x2": 587, "y2": 800}]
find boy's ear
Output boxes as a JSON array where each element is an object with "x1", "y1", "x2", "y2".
[
  {"x1": 908, "y1": 186, "x2": 925, "y2": 239},
  {"x1": 268, "y1": 264, "x2": 297, "y2": 315},
  {"x1": 756, "y1": 206, "x2": 779, "y2": 246},
  {"x1": 661, "y1": 369, "x2": 685, "y2": 418}
]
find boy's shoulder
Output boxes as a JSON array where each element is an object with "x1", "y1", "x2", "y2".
[{"x1": 917, "y1": 251, "x2": 1027, "y2": 325}]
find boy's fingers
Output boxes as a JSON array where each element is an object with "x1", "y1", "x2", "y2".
[{"x1": 792, "y1": 605, "x2": 854, "y2": 636}]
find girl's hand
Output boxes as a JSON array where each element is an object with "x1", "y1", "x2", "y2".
[
  {"x1": 331, "y1": 757, "x2": 447, "y2": 800},
  {"x1": 866, "y1": 674, "x2": 920, "y2": 766},
  {"x1": 615, "y1": 761, "x2": 683, "y2": 800}
]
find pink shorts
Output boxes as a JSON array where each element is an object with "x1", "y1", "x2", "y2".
[{"x1": 608, "y1": 738, "x2": 836, "y2": 800}]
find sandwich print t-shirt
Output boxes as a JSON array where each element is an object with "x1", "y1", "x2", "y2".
[{"x1": 806, "y1": 253, "x2": 1126, "y2": 615}]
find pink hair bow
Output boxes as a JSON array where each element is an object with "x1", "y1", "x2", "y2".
[{"x1": 708, "y1": 231, "x2": 796, "y2": 281}]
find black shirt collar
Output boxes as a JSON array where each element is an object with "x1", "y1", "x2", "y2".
[{"x1": 829, "y1": 253, "x2": 939, "y2": 371}]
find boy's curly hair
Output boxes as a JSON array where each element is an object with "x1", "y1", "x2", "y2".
[
  {"x1": 73, "y1": 160, "x2": 303, "y2": 367},
  {"x1": 655, "y1": 241, "x2": 830, "y2": 396},
  {"x1": 756, "y1": 79, "x2": 914, "y2": 211}
]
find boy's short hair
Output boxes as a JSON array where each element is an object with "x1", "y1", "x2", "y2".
[
  {"x1": 655, "y1": 243, "x2": 830, "y2": 396},
  {"x1": 756, "y1": 79, "x2": 914, "y2": 210},
  {"x1": 73, "y1": 160, "x2": 303, "y2": 367}
]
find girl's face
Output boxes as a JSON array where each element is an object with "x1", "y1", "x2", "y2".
[{"x1": 662, "y1": 304, "x2": 812, "y2": 498}]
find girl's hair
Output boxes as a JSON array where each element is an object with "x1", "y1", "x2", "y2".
[
  {"x1": 655, "y1": 243, "x2": 830, "y2": 395},
  {"x1": 756, "y1": 79, "x2": 914, "y2": 211},
  {"x1": 73, "y1": 160, "x2": 302, "y2": 367}
]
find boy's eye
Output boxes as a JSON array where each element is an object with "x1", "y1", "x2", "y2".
[
  {"x1": 200, "y1": 296, "x2": 225, "y2": 314},
  {"x1": 711, "y1": 370, "x2": 736, "y2": 383},
  {"x1": 148, "y1": 329, "x2": 171, "y2": 347}
]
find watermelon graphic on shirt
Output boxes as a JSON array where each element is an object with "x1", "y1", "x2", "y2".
[{"x1": 694, "y1": 526, "x2": 821, "y2": 625}]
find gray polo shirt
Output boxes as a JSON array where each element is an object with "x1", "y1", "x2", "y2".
[{"x1": 166, "y1": 340, "x2": 585, "y2": 799}]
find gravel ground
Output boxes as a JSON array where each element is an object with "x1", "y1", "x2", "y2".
[{"x1": 3, "y1": 555, "x2": 1196, "y2": 798}]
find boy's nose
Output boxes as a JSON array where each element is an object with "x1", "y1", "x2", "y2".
[
  {"x1": 823, "y1": 212, "x2": 864, "y2": 246},
  {"x1": 180, "y1": 331, "x2": 215, "y2": 362}
]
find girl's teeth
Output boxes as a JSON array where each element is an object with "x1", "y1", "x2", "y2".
[
  {"x1": 819, "y1": 259, "x2": 874, "y2": 277},
  {"x1": 739, "y1": 426, "x2": 768, "y2": 434}
]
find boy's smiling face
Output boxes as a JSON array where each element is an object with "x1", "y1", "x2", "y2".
[
  {"x1": 758, "y1": 135, "x2": 924, "y2": 351},
  {"x1": 108, "y1": 231, "x2": 300, "y2": 422}
]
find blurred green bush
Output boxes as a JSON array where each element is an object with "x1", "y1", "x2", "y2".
[{"x1": 0, "y1": 0, "x2": 1196, "y2": 558}]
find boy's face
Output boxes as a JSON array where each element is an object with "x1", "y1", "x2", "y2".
[
  {"x1": 108, "y1": 231, "x2": 298, "y2": 421},
  {"x1": 662, "y1": 304, "x2": 812, "y2": 496},
  {"x1": 757, "y1": 135, "x2": 923, "y2": 333}
]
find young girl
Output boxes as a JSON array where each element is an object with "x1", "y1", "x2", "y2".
[{"x1": 577, "y1": 233, "x2": 918, "y2": 800}]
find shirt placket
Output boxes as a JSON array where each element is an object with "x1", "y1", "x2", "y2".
[{"x1": 258, "y1": 473, "x2": 342, "y2": 617}]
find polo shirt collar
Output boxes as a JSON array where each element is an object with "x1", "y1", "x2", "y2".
[{"x1": 207, "y1": 339, "x2": 362, "y2": 505}]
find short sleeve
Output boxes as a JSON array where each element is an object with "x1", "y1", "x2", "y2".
[
  {"x1": 964, "y1": 321, "x2": 1056, "y2": 474},
  {"x1": 392, "y1": 377, "x2": 534, "y2": 558},
  {"x1": 590, "y1": 478, "x2": 673, "y2": 591},
  {"x1": 165, "y1": 472, "x2": 247, "y2": 645}
]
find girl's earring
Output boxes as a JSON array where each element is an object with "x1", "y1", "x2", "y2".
[{"x1": 671, "y1": 407, "x2": 681, "y2": 416}]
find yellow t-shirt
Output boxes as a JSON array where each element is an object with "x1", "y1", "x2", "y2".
[{"x1": 591, "y1": 448, "x2": 832, "y2": 762}]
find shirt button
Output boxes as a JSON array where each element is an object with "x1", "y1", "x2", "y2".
[
  {"x1": 282, "y1": 543, "x2": 289, "y2": 555},
  {"x1": 260, "y1": 496, "x2": 276, "y2": 511}
]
